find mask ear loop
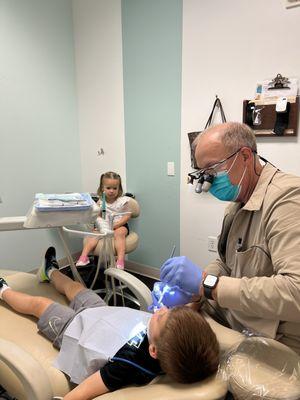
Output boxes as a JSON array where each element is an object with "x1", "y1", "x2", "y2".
[
  {"x1": 236, "y1": 151, "x2": 251, "y2": 199},
  {"x1": 226, "y1": 152, "x2": 239, "y2": 174},
  {"x1": 238, "y1": 165, "x2": 247, "y2": 186},
  {"x1": 227, "y1": 151, "x2": 247, "y2": 200}
]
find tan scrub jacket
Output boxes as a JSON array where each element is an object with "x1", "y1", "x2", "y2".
[{"x1": 205, "y1": 163, "x2": 300, "y2": 354}]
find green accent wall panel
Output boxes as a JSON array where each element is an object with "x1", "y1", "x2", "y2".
[{"x1": 122, "y1": 0, "x2": 182, "y2": 268}]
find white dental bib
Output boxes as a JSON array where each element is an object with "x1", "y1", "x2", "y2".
[{"x1": 54, "y1": 306, "x2": 151, "y2": 384}]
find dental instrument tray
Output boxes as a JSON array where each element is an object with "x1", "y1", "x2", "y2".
[{"x1": 34, "y1": 192, "x2": 94, "y2": 212}]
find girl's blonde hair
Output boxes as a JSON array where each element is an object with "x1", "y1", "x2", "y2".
[{"x1": 97, "y1": 171, "x2": 123, "y2": 198}]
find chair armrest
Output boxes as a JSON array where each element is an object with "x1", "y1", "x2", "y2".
[
  {"x1": 96, "y1": 374, "x2": 227, "y2": 400},
  {"x1": 62, "y1": 226, "x2": 105, "y2": 238},
  {"x1": 204, "y1": 314, "x2": 244, "y2": 354},
  {"x1": 0, "y1": 338, "x2": 53, "y2": 400},
  {"x1": 104, "y1": 268, "x2": 152, "y2": 311}
]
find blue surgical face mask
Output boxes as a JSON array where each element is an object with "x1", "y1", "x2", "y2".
[{"x1": 209, "y1": 154, "x2": 246, "y2": 202}]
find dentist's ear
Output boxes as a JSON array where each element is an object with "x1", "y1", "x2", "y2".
[
  {"x1": 241, "y1": 147, "x2": 253, "y2": 162},
  {"x1": 149, "y1": 344, "x2": 158, "y2": 359}
]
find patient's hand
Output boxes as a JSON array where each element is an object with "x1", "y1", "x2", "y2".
[{"x1": 148, "y1": 281, "x2": 193, "y2": 311}]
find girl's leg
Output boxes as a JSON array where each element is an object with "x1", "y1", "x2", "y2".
[
  {"x1": 80, "y1": 237, "x2": 99, "y2": 257},
  {"x1": 77, "y1": 237, "x2": 99, "y2": 266},
  {"x1": 50, "y1": 270, "x2": 86, "y2": 302},
  {"x1": 114, "y1": 226, "x2": 127, "y2": 269},
  {"x1": 2, "y1": 289, "x2": 53, "y2": 318}
]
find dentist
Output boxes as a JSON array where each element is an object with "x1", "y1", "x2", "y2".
[{"x1": 160, "y1": 122, "x2": 300, "y2": 355}]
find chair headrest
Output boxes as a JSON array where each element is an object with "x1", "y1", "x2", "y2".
[{"x1": 127, "y1": 197, "x2": 140, "y2": 218}]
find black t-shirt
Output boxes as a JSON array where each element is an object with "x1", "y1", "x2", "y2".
[{"x1": 100, "y1": 327, "x2": 163, "y2": 391}]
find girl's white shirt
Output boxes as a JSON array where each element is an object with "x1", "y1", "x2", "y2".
[{"x1": 98, "y1": 196, "x2": 130, "y2": 223}]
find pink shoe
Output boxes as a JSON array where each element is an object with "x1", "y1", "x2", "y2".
[
  {"x1": 76, "y1": 255, "x2": 90, "y2": 267},
  {"x1": 116, "y1": 259, "x2": 124, "y2": 270}
]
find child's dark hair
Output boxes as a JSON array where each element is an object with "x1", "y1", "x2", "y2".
[
  {"x1": 156, "y1": 306, "x2": 219, "y2": 384},
  {"x1": 97, "y1": 171, "x2": 123, "y2": 198}
]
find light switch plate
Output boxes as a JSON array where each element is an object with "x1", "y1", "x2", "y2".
[{"x1": 167, "y1": 162, "x2": 175, "y2": 176}]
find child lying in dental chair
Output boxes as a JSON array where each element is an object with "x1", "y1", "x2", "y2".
[{"x1": 0, "y1": 247, "x2": 219, "y2": 400}]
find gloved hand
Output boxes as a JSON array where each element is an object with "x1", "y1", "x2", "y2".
[
  {"x1": 148, "y1": 281, "x2": 193, "y2": 311},
  {"x1": 160, "y1": 256, "x2": 203, "y2": 295}
]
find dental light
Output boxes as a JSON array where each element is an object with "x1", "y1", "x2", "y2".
[{"x1": 152, "y1": 283, "x2": 172, "y2": 311}]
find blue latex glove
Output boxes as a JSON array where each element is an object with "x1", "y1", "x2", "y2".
[
  {"x1": 160, "y1": 256, "x2": 203, "y2": 295},
  {"x1": 148, "y1": 281, "x2": 192, "y2": 311}
]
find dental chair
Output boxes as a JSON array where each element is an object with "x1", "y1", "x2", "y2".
[
  {"x1": 1, "y1": 268, "x2": 300, "y2": 400},
  {"x1": 0, "y1": 268, "x2": 228, "y2": 400}
]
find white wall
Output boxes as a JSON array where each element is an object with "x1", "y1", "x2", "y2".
[
  {"x1": 72, "y1": 0, "x2": 126, "y2": 193},
  {"x1": 181, "y1": 0, "x2": 300, "y2": 267}
]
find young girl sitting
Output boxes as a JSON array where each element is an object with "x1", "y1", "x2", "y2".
[{"x1": 76, "y1": 171, "x2": 131, "y2": 270}]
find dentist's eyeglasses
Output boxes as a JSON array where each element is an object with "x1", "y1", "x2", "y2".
[{"x1": 187, "y1": 148, "x2": 242, "y2": 193}]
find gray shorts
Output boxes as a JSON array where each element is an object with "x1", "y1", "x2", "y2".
[{"x1": 37, "y1": 289, "x2": 106, "y2": 348}]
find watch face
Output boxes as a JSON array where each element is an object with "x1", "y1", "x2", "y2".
[{"x1": 204, "y1": 275, "x2": 218, "y2": 287}]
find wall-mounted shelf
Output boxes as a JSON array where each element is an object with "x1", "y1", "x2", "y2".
[{"x1": 242, "y1": 97, "x2": 299, "y2": 137}]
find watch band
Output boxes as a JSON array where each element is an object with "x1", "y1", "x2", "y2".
[{"x1": 203, "y1": 285, "x2": 214, "y2": 300}]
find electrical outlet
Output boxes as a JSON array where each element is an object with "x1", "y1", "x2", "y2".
[{"x1": 208, "y1": 236, "x2": 218, "y2": 252}]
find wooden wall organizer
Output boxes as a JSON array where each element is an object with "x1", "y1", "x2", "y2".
[{"x1": 242, "y1": 97, "x2": 299, "y2": 137}]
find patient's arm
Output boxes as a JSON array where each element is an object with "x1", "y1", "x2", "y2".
[{"x1": 63, "y1": 372, "x2": 109, "y2": 400}]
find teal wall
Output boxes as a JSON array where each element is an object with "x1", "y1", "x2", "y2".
[
  {"x1": 122, "y1": 0, "x2": 182, "y2": 268},
  {"x1": 0, "y1": 0, "x2": 81, "y2": 269}
]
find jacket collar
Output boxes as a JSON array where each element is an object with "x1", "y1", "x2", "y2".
[{"x1": 243, "y1": 163, "x2": 278, "y2": 211}]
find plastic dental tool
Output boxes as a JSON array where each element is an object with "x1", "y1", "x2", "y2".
[
  {"x1": 157, "y1": 283, "x2": 171, "y2": 307},
  {"x1": 102, "y1": 192, "x2": 106, "y2": 219},
  {"x1": 169, "y1": 245, "x2": 176, "y2": 258}
]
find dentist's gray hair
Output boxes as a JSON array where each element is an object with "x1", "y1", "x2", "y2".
[
  {"x1": 194, "y1": 122, "x2": 257, "y2": 153},
  {"x1": 220, "y1": 122, "x2": 257, "y2": 153}
]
